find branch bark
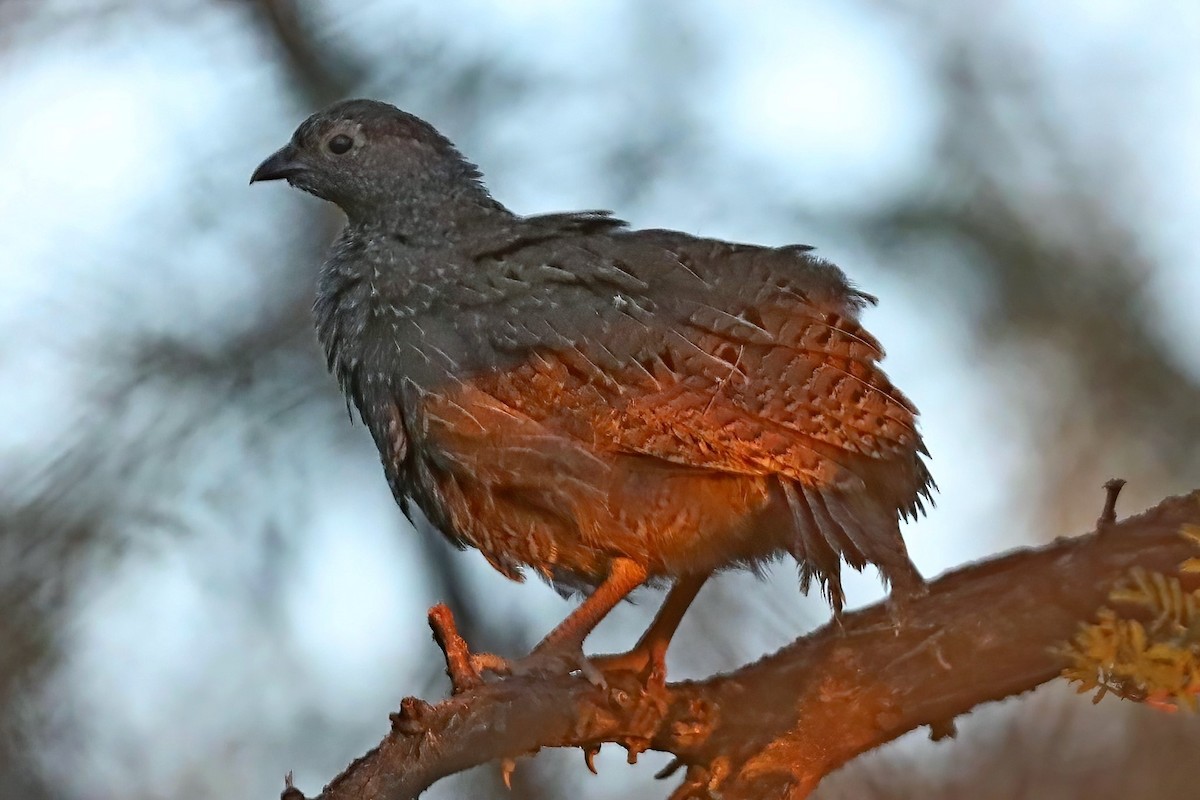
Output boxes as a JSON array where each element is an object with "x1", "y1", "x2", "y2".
[{"x1": 286, "y1": 489, "x2": 1200, "y2": 800}]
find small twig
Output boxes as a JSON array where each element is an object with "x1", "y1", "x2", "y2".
[
  {"x1": 1098, "y1": 478, "x2": 1127, "y2": 528},
  {"x1": 281, "y1": 771, "x2": 306, "y2": 800},
  {"x1": 390, "y1": 696, "x2": 434, "y2": 735},
  {"x1": 928, "y1": 719, "x2": 957, "y2": 741},
  {"x1": 428, "y1": 603, "x2": 483, "y2": 693}
]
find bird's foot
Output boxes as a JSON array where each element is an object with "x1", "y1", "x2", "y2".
[
  {"x1": 884, "y1": 580, "x2": 930, "y2": 634},
  {"x1": 589, "y1": 645, "x2": 668, "y2": 692},
  {"x1": 428, "y1": 604, "x2": 606, "y2": 691},
  {"x1": 472, "y1": 642, "x2": 606, "y2": 687}
]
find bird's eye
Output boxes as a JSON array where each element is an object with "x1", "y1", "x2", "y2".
[{"x1": 327, "y1": 134, "x2": 354, "y2": 155}]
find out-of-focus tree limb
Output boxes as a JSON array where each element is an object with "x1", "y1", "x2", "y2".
[
  {"x1": 284, "y1": 489, "x2": 1200, "y2": 800},
  {"x1": 850, "y1": 21, "x2": 1200, "y2": 537},
  {"x1": 244, "y1": 0, "x2": 366, "y2": 107}
]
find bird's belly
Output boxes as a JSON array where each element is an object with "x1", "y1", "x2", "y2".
[{"x1": 407, "y1": 425, "x2": 784, "y2": 588}]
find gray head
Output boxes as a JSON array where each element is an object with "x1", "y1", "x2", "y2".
[{"x1": 250, "y1": 99, "x2": 498, "y2": 223}]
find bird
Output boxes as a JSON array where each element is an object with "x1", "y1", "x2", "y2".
[{"x1": 250, "y1": 98, "x2": 934, "y2": 684}]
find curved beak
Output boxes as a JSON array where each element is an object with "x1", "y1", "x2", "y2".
[{"x1": 250, "y1": 144, "x2": 303, "y2": 184}]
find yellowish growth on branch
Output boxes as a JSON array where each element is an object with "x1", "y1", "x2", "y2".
[
  {"x1": 1181, "y1": 524, "x2": 1200, "y2": 575},
  {"x1": 1062, "y1": 525, "x2": 1200, "y2": 712}
]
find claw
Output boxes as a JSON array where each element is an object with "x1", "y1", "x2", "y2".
[
  {"x1": 582, "y1": 744, "x2": 600, "y2": 774},
  {"x1": 470, "y1": 652, "x2": 514, "y2": 677},
  {"x1": 500, "y1": 758, "x2": 516, "y2": 790},
  {"x1": 884, "y1": 582, "x2": 928, "y2": 635},
  {"x1": 577, "y1": 657, "x2": 607, "y2": 688},
  {"x1": 464, "y1": 644, "x2": 610, "y2": 687},
  {"x1": 488, "y1": 643, "x2": 607, "y2": 685},
  {"x1": 590, "y1": 646, "x2": 667, "y2": 692}
]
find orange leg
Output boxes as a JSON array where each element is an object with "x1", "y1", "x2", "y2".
[
  {"x1": 535, "y1": 557, "x2": 649, "y2": 651},
  {"x1": 473, "y1": 557, "x2": 648, "y2": 684},
  {"x1": 592, "y1": 571, "x2": 709, "y2": 686}
]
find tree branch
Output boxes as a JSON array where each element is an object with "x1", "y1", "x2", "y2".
[{"x1": 286, "y1": 489, "x2": 1200, "y2": 800}]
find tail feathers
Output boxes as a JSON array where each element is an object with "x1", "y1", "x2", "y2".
[
  {"x1": 781, "y1": 479, "x2": 845, "y2": 611},
  {"x1": 780, "y1": 477, "x2": 926, "y2": 613},
  {"x1": 806, "y1": 486, "x2": 868, "y2": 571}
]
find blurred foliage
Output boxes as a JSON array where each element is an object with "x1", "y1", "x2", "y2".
[{"x1": 1063, "y1": 525, "x2": 1200, "y2": 712}]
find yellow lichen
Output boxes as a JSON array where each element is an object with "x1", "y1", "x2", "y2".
[
  {"x1": 1061, "y1": 526, "x2": 1200, "y2": 712},
  {"x1": 1181, "y1": 524, "x2": 1200, "y2": 575}
]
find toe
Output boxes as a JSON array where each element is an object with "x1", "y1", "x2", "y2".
[
  {"x1": 590, "y1": 647, "x2": 667, "y2": 690},
  {"x1": 514, "y1": 644, "x2": 605, "y2": 685},
  {"x1": 470, "y1": 652, "x2": 514, "y2": 677}
]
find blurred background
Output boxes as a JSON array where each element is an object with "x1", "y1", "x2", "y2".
[{"x1": 2, "y1": 1, "x2": 1199, "y2": 798}]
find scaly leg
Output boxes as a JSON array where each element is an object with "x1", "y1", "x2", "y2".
[
  {"x1": 473, "y1": 557, "x2": 648, "y2": 684},
  {"x1": 591, "y1": 572, "x2": 709, "y2": 687}
]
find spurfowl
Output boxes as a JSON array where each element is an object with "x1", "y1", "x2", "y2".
[{"x1": 251, "y1": 99, "x2": 934, "y2": 684}]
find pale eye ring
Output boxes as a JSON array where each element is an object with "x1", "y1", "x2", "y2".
[{"x1": 327, "y1": 134, "x2": 353, "y2": 155}]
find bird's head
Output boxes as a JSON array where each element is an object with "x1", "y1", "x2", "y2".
[{"x1": 250, "y1": 99, "x2": 494, "y2": 223}]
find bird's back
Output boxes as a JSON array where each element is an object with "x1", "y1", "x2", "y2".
[{"x1": 321, "y1": 213, "x2": 932, "y2": 606}]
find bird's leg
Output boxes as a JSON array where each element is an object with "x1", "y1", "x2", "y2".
[
  {"x1": 472, "y1": 557, "x2": 648, "y2": 684},
  {"x1": 887, "y1": 555, "x2": 927, "y2": 602},
  {"x1": 590, "y1": 572, "x2": 709, "y2": 689},
  {"x1": 882, "y1": 551, "x2": 928, "y2": 631}
]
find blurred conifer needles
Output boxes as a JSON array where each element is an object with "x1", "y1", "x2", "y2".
[{"x1": 1062, "y1": 522, "x2": 1200, "y2": 712}]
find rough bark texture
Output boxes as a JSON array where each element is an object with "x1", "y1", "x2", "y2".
[{"x1": 286, "y1": 489, "x2": 1200, "y2": 800}]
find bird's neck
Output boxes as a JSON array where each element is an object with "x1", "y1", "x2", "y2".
[{"x1": 347, "y1": 180, "x2": 511, "y2": 245}]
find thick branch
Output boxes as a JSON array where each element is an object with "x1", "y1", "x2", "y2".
[{"x1": 291, "y1": 489, "x2": 1200, "y2": 800}]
